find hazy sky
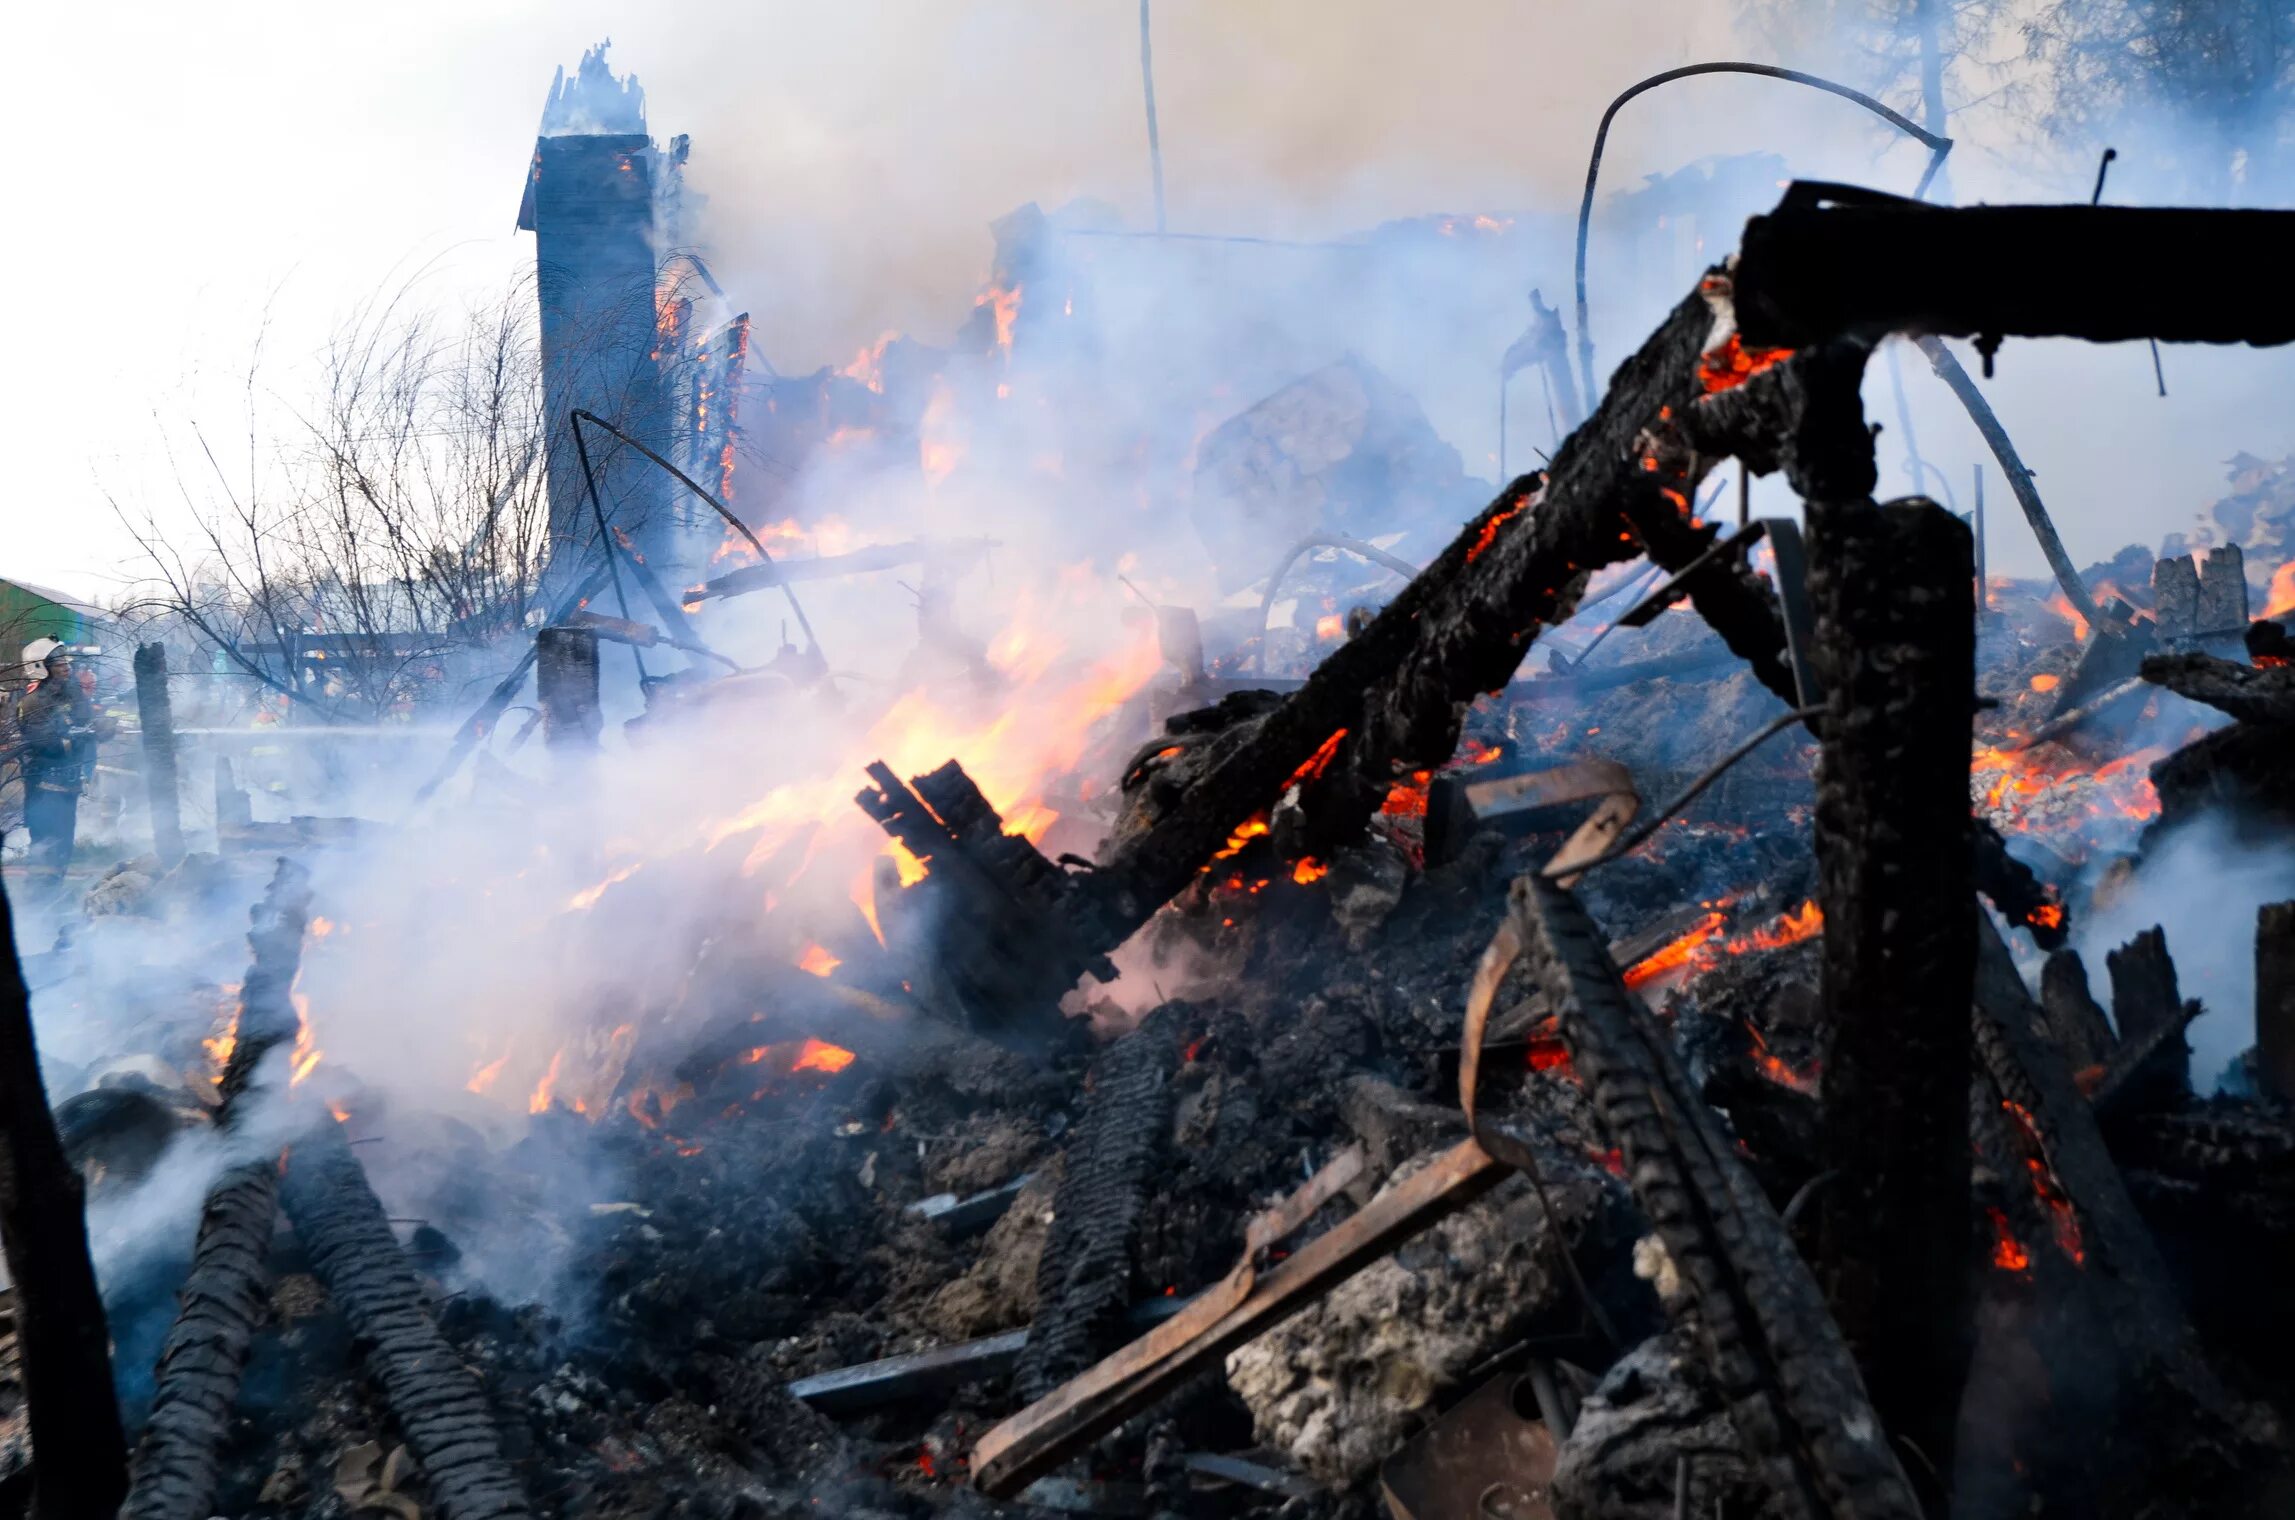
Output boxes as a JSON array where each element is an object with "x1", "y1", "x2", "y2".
[{"x1": 8, "y1": 2, "x2": 2289, "y2": 602}]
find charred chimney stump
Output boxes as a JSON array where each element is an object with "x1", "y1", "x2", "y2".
[
  {"x1": 534, "y1": 626, "x2": 602, "y2": 755},
  {"x1": 1793, "y1": 341, "x2": 1975, "y2": 1470},
  {"x1": 0, "y1": 870, "x2": 128, "y2": 1518},
  {"x1": 2105, "y1": 928, "x2": 2195, "y2": 1108},
  {"x1": 127, "y1": 859, "x2": 311, "y2": 1520},
  {"x1": 1015, "y1": 1014, "x2": 1180, "y2": 1402},
  {"x1": 132, "y1": 642, "x2": 184, "y2": 869},
  {"x1": 277, "y1": 1124, "x2": 532, "y2": 1520},
  {"x1": 1500, "y1": 876, "x2": 1920, "y2": 1520}
]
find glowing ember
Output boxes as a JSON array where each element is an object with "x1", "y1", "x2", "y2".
[
  {"x1": 1314, "y1": 614, "x2": 1345, "y2": 641},
  {"x1": 1381, "y1": 772, "x2": 1433, "y2": 820},
  {"x1": 1621, "y1": 912, "x2": 1728, "y2": 989},
  {"x1": 1208, "y1": 815, "x2": 1270, "y2": 866},
  {"x1": 2028, "y1": 673, "x2": 2060, "y2": 693},
  {"x1": 1466, "y1": 500, "x2": 1527, "y2": 564},
  {"x1": 1731, "y1": 900, "x2": 1823, "y2": 953},
  {"x1": 797, "y1": 944, "x2": 842, "y2": 978},
  {"x1": 1746, "y1": 1024, "x2": 1821, "y2": 1095},
  {"x1": 1285, "y1": 729, "x2": 1350, "y2": 793},
  {"x1": 791, "y1": 1038, "x2": 856, "y2": 1074},
  {"x1": 1988, "y1": 1207, "x2": 2031, "y2": 1273},
  {"x1": 1291, "y1": 857, "x2": 1331, "y2": 885},
  {"x1": 1971, "y1": 743, "x2": 2161, "y2": 841},
  {"x1": 1698, "y1": 333, "x2": 1794, "y2": 393}
]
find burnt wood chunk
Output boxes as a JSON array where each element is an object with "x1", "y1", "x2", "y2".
[
  {"x1": 2142, "y1": 649, "x2": 2295, "y2": 726},
  {"x1": 0, "y1": 873, "x2": 128, "y2": 1518},
  {"x1": 2039, "y1": 950, "x2": 2117, "y2": 1074},
  {"x1": 125, "y1": 860, "x2": 313, "y2": 1520},
  {"x1": 2106, "y1": 928, "x2": 2195, "y2": 1107},
  {"x1": 278, "y1": 1123, "x2": 531, "y2": 1520},
  {"x1": 1806, "y1": 490, "x2": 1975, "y2": 1470},
  {"x1": 1017, "y1": 1017, "x2": 1179, "y2": 1401},
  {"x1": 1970, "y1": 911, "x2": 2261, "y2": 1512},
  {"x1": 534, "y1": 626, "x2": 602, "y2": 753},
  {"x1": 2257, "y1": 903, "x2": 2295, "y2": 1104},
  {"x1": 132, "y1": 642, "x2": 185, "y2": 867},
  {"x1": 855, "y1": 761, "x2": 1110, "y2": 1050},
  {"x1": 1733, "y1": 188, "x2": 2295, "y2": 349}
]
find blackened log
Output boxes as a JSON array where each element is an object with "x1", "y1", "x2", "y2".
[
  {"x1": 1016, "y1": 1015, "x2": 1178, "y2": 1401},
  {"x1": 2150, "y1": 721, "x2": 2295, "y2": 840},
  {"x1": 132, "y1": 643, "x2": 184, "y2": 868},
  {"x1": 1733, "y1": 187, "x2": 2295, "y2": 350},
  {"x1": 2259, "y1": 902, "x2": 2295, "y2": 1104},
  {"x1": 1501, "y1": 876, "x2": 1919, "y2": 1520},
  {"x1": 0, "y1": 875, "x2": 127, "y2": 1518},
  {"x1": 277, "y1": 1122, "x2": 530, "y2": 1519},
  {"x1": 2141, "y1": 649, "x2": 2295, "y2": 726},
  {"x1": 1805, "y1": 495, "x2": 1974, "y2": 1469},
  {"x1": 1969, "y1": 911, "x2": 2260, "y2": 1508},
  {"x1": 533, "y1": 627, "x2": 602, "y2": 755},
  {"x1": 2106, "y1": 928, "x2": 2195, "y2": 1107},
  {"x1": 2039, "y1": 950, "x2": 2117, "y2": 1073},
  {"x1": 124, "y1": 859, "x2": 312, "y2": 1520}
]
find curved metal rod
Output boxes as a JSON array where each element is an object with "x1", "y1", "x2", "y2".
[
  {"x1": 1250, "y1": 533, "x2": 1422, "y2": 673},
  {"x1": 570, "y1": 409, "x2": 821, "y2": 655},
  {"x1": 1573, "y1": 62, "x2": 1953, "y2": 404}
]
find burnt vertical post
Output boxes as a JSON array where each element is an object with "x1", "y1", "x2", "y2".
[
  {"x1": 1800, "y1": 342, "x2": 1974, "y2": 1471},
  {"x1": 132, "y1": 643, "x2": 184, "y2": 868},
  {"x1": 534, "y1": 627, "x2": 602, "y2": 756},
  {"x1": 2257, "y1": 902, "x2": 2295, "y2": 1102},
  {"x1": 0, "y1": 874, "x2": 129, "y2": 1516}
]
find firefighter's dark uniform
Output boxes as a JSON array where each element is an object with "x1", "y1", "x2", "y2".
[{"x1": 18, "y1": 671, "x2": 95, "y2": 878}]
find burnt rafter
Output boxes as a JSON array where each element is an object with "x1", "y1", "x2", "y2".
[{"x1": 1732, "y1": 183, "x2": 2295, "y2": 352}]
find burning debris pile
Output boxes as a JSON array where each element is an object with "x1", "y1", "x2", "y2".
[{"x1": 16, "y1": 178, "x2": 2295, "y2": 1520}]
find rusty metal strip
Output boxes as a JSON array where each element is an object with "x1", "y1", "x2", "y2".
[{"x1": 970, "y1": 1138, "x2": 1507, "y2": 1498}]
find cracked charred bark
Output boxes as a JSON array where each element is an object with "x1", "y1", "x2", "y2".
[
  {"x1": 126, "y1": 858, "x2": 312, "y2": 1520},
  {"x1": 1805, "y1": 488, "x2": 1976, "y2": 1474},
  {"x1": 278, "y1": 1123, "x2": 532, "y2": 1520},
  {"x1": 0, "y1": 872, "x2": 128, "y2": 1519},
  {"x1": 1504, "y1": 875, "x2": 1920, "y2": 1520}
]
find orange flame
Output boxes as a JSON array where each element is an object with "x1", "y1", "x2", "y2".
[
  {"x1": 2029, "y1": 673, "x2": 2060, "y2": 693},
  {"x1": 2264, "y1": 559, "x2": 2295, "y2": 619},
  {"x1": 1314, "y1": 614, "x2": 1345, "y2": 641},
  {"x1": 467, "y1": 1049, "x2": 511, "y2": 1095},
  {"x1": 797, "y1": 944, "x2": 842, "y2": 978},
  {"x1": 1291, "y1": 857, "x2": 1331, "y2": 885},
  {"x1": 1988, "y1": 1207, "x2": 2031, "y2": 1273},
  {"x1": 288, "y1": 990, "x2": 322, "y2": 1086},
  {"x1": 529, "y1": 1049, "x2": 565, "y2": 1115}
]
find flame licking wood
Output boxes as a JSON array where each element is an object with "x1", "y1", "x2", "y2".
[
  {"x1": 467, "y1": 1048, "x2": 512, "y2": 1095},
  {"x1": 1698, "y1": 333, "x2": 1794, "y2": 393},
  {"x1": 529, "y1": 1049, "x2": 566, "y2": 1114}
]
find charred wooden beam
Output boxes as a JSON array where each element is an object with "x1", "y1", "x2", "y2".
[
  {"x1": 413, "y1": 563, "x2": 609, "y2": 803},
  {"x1": 0, "y1": 873, "x2": 128, "y2": 1518},
  {"x1": 2259, "y1": 902, "x2": 2295, "y2": 1105},
  {"x1": 125, "y1": 859, "x2": 313, "y2": 1520},
  {"x1": 1733, "y1": 186, "x2": 2295, "y2": 350},
  {"x1": 1017, "y1": 1015, "x2": 1178, "y2": 1400},
  {"x1": 2142, "y1": 649, "x2": 2295, "y2": 726},
  {"x1": 1806, "y1": 488, "x2": 1975, "y2": 1469},
  {"x1": 132, "y1": 643, "x2": 184, "y2": 868},
  {"x1": 277, "y1": 1121, "x2": 531, "y2": 1520},
  {"x1": 1077, "y1": 277, "x2": 1733, "y2": 935},
  {"x1": 1498, "y1": 875, "x2": 1918, "y2": 1520}
]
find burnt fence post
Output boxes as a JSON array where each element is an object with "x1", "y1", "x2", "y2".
[
  {"x1": 2257, "y1": 901, "x2": 2295, "y2": 1103},
  {"x1": 133, "y1": 642, "x2": 185, "y2": 868},
  {"x1": 1800, "y1": 340, "x2": 1975, "y2": 1475},
  {"x1": 534, "y1": 626, "x2": 602, "y2": 756}
]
